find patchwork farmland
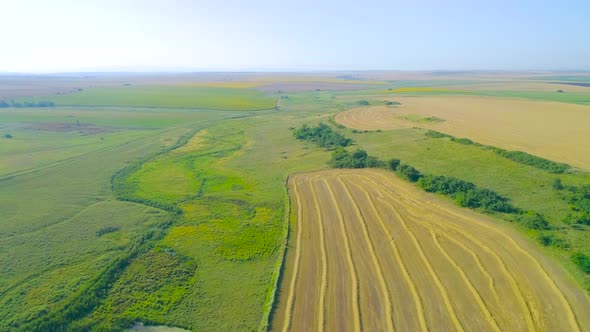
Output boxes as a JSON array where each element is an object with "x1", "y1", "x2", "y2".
[
  {"x1": 273, "y1": 169, "x2": 590, "y2": 332},
  {"x1": 335, "y1": 96, "x2": 590, "y2": 169}
]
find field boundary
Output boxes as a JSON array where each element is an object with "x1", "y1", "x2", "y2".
[
  {"x1": 258, "y1": 175, "x2": 292, "y2": 331},
  {"x1": 49, "y1": 103, "x2": 279, "y2": 112}
]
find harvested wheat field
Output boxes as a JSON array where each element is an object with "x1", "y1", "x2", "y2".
[
  {"x1": 335, "y1": 96, "x2": 590, "y2": 169},
  {"x1": 272, "y1": 169, "x2": 590, "y2": 332}
]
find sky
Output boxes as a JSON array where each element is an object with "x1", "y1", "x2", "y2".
[{"x1": 0, "y1": 0, "x2": 589, "y2": 72}]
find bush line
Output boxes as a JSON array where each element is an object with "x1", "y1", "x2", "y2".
[
  {"x1": 425, "y1": 130, "x2": 571, "y2": 174},
  {"x1": 258, "y1": 177, "x2": 292, "y2": 332}
]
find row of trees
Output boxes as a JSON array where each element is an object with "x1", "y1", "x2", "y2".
[
  {"x1": 425, "y1": 130, "x2": 571, "y2": 174},
  {"x1": 0, "y1": 100, "x2": 55, "y2": 108},
  {"x1": 394, "y1": 169, "x2": 520, "y2": 214}
]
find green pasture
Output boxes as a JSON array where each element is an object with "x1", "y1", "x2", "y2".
[{"x1": 23, "y1": 85, "x2": 277, "y2": 110}]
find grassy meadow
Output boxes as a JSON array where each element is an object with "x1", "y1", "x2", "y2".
[
  {"x1": 2, "y1": 74, "x2": 590, "y2": 331},
  {"x1": 23, "y1": 85, "x2": 278, "y2": 110}
]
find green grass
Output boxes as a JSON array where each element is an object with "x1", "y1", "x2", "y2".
[
  {"x1": 476, "y1": 90, "x2": 590, "y2": 105},
  {"x1": 0, "y1": 107, "x2": 232, "y2": 177},
  {"x1": 0, "y1": 107, "x2": 234, "y2": 330},
  {"x1": 74, "y1": 250, "x2": 197, "y2": 330},
  {"x1": 101, "y1": 114, "x2": 327, "y2": 330},
  {"x1": 5, "y1": 97, "x2": 328, "y2": 330},
  {"x1": 24, "y1": 85, "x2": 277, "y2": 110},
  {"x1": 335, "y1": 86, "x2": 590, "y2": 105}
]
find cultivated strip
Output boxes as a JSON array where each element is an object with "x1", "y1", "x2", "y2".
[
  {"x1": 323, "y1": 178, "x2": 362, "y2": 332},
  {"x1": 376, "y1": 190, "x2": 466, "y2": 332},
  {"x1": 345, "y1": 176, "x2": 429, "y2": 331},
  {"x1": 364, "y1": 173, "x2": 537, "y2": 331},
  {"x1": 429, "y1": 228, "x2": 502, "y2": 332},
  {"x1": 337, "y1": 176, "x2": 395, "y2": 332},
  {"x1": 310, "y1": 179, "x2": 329, "y2": 332},
  {"x1": 281, "y1": 179, "x2": 304, "y2": 332}
]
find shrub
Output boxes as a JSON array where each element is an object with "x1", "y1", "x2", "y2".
[
  {"x1": 329, "y1": 148, "x2": 384, "y2": 169},
  {"x1": 565, "y1": 211, "x2": 590, "y2": 225},
  {"x1": 516, "y1": 211, "x2": 550, "y2": 230},
  {"x1": 387, "y1": 159, "x2": 401, "y2": 171},
  {"x1": 357, "y1": 100, "x2": 370, "y2": 106},
  {"x1": 417, "y1": 174, "x2": 517, "y2": 213},
  {"x1": 424, "y1": 130, "x2": 452, "y2": 139},
  {"x1": 385, "y1": 101, "x2": 401, "y2": 106},
  {"x1": 552, "y1": 178, "x2": 564, "y2": 190},
  {"x1": 495, "y1": 150, "x2": 570, "y2": 174},
  {"x1": 452, "y1": 137, "x2": 474, "y2": 145},
  {"x1": 96, "y1": 226, "x2": 121, "y2": 237},
  {"x1": 4, "y1": 134, "x2": 13, "y2": 139},
  {"x1": 418, "y1": 175, "x2": 475, "y2": 195},
  {"x1": 538, "y1": 233, "x2": 570, "y2": 249},
  {"x1": 572, "y1": 252, "x2": 590, "y2": 274},
  {"x1": 396, "y1": 164, "x2": 422, "y2": 182},
  {"x1": 563, "y1": 185, "x2": 590, "y2": 225},
  {"x1": 293, "y1": 123, "x2": 352, "y2": 150}
]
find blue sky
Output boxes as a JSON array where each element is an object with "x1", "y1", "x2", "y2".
[{"x1": 0, "y1": 0, "x2": 588, "y2": 72}]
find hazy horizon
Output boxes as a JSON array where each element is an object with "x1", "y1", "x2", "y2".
[{"x1": 1, "y1": 0, "x2": 589, "y2": 73}]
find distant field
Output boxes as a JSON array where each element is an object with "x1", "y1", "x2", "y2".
[
  {"x1": 362, "y1": 84, "x2": 590, "y2": 105},
  {"x1": 26, "y1": 85, "x2": 277, "y2": 110},
  {"x1": 335, "y1": 96, "x2": 590, "y2": 169},
  {"x1": 273, "y1": 169, "x2": 590, "y2": 331},
  {"x1": 451, "y1": 82, "x2": 590, "y2": 92}
]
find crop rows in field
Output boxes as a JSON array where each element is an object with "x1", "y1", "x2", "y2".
[{"x1": 273, "y1": 169, "x2": 590, "y2": 332}]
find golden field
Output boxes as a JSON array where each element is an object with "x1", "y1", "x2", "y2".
[
  {"x1": 272, "y1": 169, "x2": 590, "y2": 332},
  {"x1": 335, "y1": 96, "x2": 590, "y2": 169}
]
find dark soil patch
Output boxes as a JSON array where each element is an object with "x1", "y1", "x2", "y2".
[{"x1": 29, "y1": 122, "x2": 112, "y2": 135}]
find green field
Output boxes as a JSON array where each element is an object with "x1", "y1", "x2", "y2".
[
  {"x1": 23, "y1": 85, "x2": 278, "y2": 110},
  {"x1": 2, "y1": 77, "x2": 590, "y2": 331},
  {"x1": 336, "y1": 85, "x2": 590, "y2": 105}
]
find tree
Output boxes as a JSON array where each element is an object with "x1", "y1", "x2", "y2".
[
  {"x1": 387, "y1": 159, "x2": 400, "y2": 171},
  {"x1": 517, "y1": 211, "x2": 550, "y2": 230},
  {"x1": 396, "y1": 164, "x2": 422, "y2": 182},
  {"x1": 572, "y1": 252, "x2": 590, "y2": 274},
  {"x1": 4, "y1": 134, "x2": 13, "y2": 139},
  {"x1": 552, "y1": 178, "x2": 564, "y2": 190}
]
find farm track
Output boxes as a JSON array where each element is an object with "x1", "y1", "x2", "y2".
[{"x1": 272, "y1": 169, "x2": 590, "y2": 332}]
